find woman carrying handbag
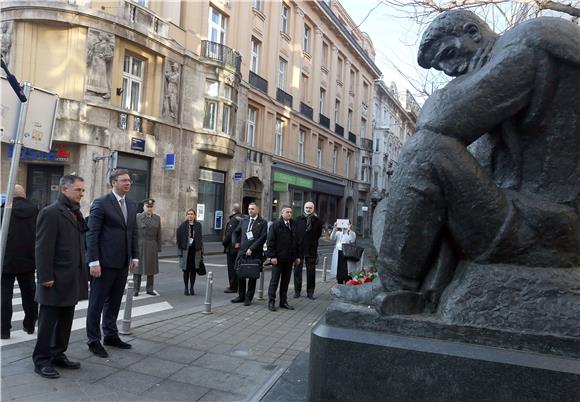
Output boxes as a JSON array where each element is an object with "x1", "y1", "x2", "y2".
[
  {"x1": 176, "y1": 208, "x2": 204, "y2": 295},
  {"x1": 330, "y1": 220, "x2": 358, "y2": 284}
]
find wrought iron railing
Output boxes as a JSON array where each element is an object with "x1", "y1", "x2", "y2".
[
  {"x1": 361, "y1": 138, "x2": 373, "y2": 151},
  {"x1": 201, "y1": 40, "x2": 241, "y2": 74},
  {"x1": 249, "y1": 71, "x2": 268, "y2": 94},
  {"x1": 276, "y1": 88, "x2": 293, "y2": 108},
  {"x1": 300, "y1": 102, "x2": 313, "y2": 120},
  {"x1": 335, "y1": 123, "x2": 344, "y2": 136},
  {"x1": 319, "y1": 113, "x2": 330, "y2": 129},
  {"x1": 348, "y1": 131, "x2": 356, "y2": 144}
]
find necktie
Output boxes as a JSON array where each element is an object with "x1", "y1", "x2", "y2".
[
  {"x1": 248, "y1": 218, "x2": 254, "y2": 232},
  {"x1": 119, "y1": 198, "x2": 128, "y2": 223}
]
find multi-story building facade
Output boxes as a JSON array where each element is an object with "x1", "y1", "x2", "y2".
[
  {"x1": 0, "y1": 0, "x2": 380, "y2": 242},
  {"x1": 370, "y1": 80, "x2": 418, "y2": 220}
]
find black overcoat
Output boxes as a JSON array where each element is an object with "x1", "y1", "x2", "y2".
[{"x1": 1, "y1": 197, "x2": 38, "y2": 274}]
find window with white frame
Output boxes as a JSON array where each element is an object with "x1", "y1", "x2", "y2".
[
  {"x1": 252, "y1": 0, "x2": 263, "y2": 11},
  {"x1": 280, "y1": 4, "x2": 289, "y2": 34},
  {"x1": 332, "y1": 146, "x2": 338, "y2": 174},
  {"x1": 223, "y1": 84, "x2": 234, "y2": 100},
  {"x1": 303, "y1": 24, "x2": 311, "y2": 52},
  {"x1": 222, "y1": 105, "x2": 232, "y2": 134},
  {"x1": 334, "y1": 99, "x2": 340, "y2": 124},
  {"x1": 205, "y1": 79, "x2": 219, "y2": 96},
  {"x1": 319, "y1": 88, "x2": 326, "y2": 114},
  {"x1": 298, "y1": 129, "x2": 305, "y2": 163},
  {"x1": 375, "y1": 133, "x2": 380, "y2": 152},
  {"x1": 347, "y1": 109, "x2": 353, "y2": 131},
  {"x1": 360, "y1": 117, "x2": 366, "y2": 138},
  {"x1": 337, "y1": 56, "x2": 343, "y2": 82},
  {"x1": 122, "y1": 54, "x2": 144, "y2": 112},
  {"x1": 204, "y1": 100, "x2": 218, "y2": 130},
  {"x1": 316, "y1": 140, "x2": 323, "y2": 168},
  {"x1": 250, "y1": 38, "x2": 260, "y2": 74},
  {"x1": 274, "y1": 119, "x2": 283, "y2": 156},
  {"x1": 322, "y1": 42, "x2": 329, "y2": 68},
  {"x1": 246, "y1": 107, "x2": 257, "y2": 146},
  {"x1": 345, "y1": 152, "x2": 351, "y2": 177},
  {"x1": 208, "y1": 6, "x2": 227, "y2": 44},
  {"x1": 278, "y1": 57, "x2": 287, "y2": 90}
]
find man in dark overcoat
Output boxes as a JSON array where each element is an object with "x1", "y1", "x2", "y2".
[
  {"x1": 132, "y1": 198, "x2": 162, "y2": 296},
  {"x1": 231, "y1": 202, "x2": 267, "y2": 306},
  {"x1": 32, "y1": 175, "x2": 88, "y2": 379},
  {"x1": 86, "y1": 168, "x2": 139, "y2": 358},
  {"x1": 293, "y1": 201, "x2": 323, "y2": 299},
  {"x1": 222, "y1": 202, "x2": 243, "y2": 293},
  {"x1": 266, "y1": 206, "x2": 300, "y2": 311},
  {"x1": 1, "y1": 184, "x2": 38, "y2": 339}
]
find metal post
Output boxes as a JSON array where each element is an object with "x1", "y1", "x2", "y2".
[
  {"x1": 322, "y1": 256, "x2": 328, "y2": 282},
  {"x1": 119, "y1": 275, "x2": 134, "y2": 334},
  {"x1": 202, "y1": 272, "x2": 213, "y2": 314},
  {"x1": 257, "y1": 269, "x2": 265, "y2": 300},
  {"x1": 0, "y1": 82, "x2": 31, "y2": 267}
]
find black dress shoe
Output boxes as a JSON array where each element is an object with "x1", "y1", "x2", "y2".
[
  {"x1": 224, "y1": 288, "x2": 236, "y2": 293},
  {"x1": 268, "y1": 301, "x2": 277, "y2": 312},
  {"x1": 133, "y1": 291, "x2": 139, "y2": 297},
  {"x1": 293, "y1": 293, "x2": 300, "y2": 299},
  {"x1": 189, "y1": 289, "x2": 195, "y2": 296},
  {"x1": 52, "y1": 355, "x2": 81, "y2": 369},
  {"x1": 231, "y1": 297, "x2": 244, "y2": 303},
  {"x1": 146, "y1": 291, "x2": 157, "y2": 296},
  {"x1": 34, "y1": 365, "x2": 60, "y2": 379},
  {"x1": 279, "y1": 302, "x2": 295, "y2": 310},
  {"x1": 307, "y1": 295, "x2": 316, "y2": 300},
  {"x1": 24, "y1": 325, "x2": 35, "y2": 335},
  {"x1": 184, "y1": 288, "x2": 190, "y2": 296},
  {"x1": 1, "y1": 332, "x2": 10, "y2": 339},
  {"x1": 244, "y1": 299, "x2": 252, "y2": 306},
  {"x1": 88, "y1": 341, "x2": 109, "y2": 358},
  {"x1": 104, "y1": 336, "x2": 132, "y2": 349}
]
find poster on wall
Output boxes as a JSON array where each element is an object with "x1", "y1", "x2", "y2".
[
  {"x1": 214, "y1": 210, "x2": 223, "y2": 230},
  {"x1": 197, "y1": 204, "x2": 205, "y2": 221}
]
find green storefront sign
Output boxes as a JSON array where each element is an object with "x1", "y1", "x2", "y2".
[{"x1": 273, "y1": 171, "x2": 313, "y2": 189}]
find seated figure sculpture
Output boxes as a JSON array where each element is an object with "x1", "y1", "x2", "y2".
[{"x1": 335, "y1": 10, "x2": 580, "y2": 327}]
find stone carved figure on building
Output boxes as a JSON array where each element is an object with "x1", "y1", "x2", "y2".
[
  {"x1": 162, "y1": 60, "x2": 180, "y2": 120},
  {"x1": 1, "y1": 21, "x2": 13, "y2": 67},
  {"x1": 333, "y1": 10, "x2": 580, "y2": 339},
  {"x1": 86, "y1": 30, "x2": 114, "y2": 99}
]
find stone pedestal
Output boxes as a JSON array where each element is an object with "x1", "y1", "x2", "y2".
[{"x1": 308, "y1": 318, "x2": 580, "y2": 402}]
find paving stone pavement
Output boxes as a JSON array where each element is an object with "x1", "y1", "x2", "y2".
[{"x1": 1, "y1": 278, "x2": 338, "y2": 402}]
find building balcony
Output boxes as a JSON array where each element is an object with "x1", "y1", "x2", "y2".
[
  {"x1": 335, "y1": 123, "x2": 344, "y2": 136},
  {"x1": 348, "y1": 131, "x2": 356, "y2": 144},
  {"x1": 319, "y1": 113, "x2": 330, "y2": 129},
  {"x1": 249, "y1": 71, "x2": 268, "y2": 95},
  {"x1": 201, "y1": 40, "x2": 241, "y2": 74},
  {"x1": 300, "y1": 102, "x2": 313, "y2": 120},
  {"x1": 361, "y1": 138, "x2": 373, "y2": 152},
  {"x1": 276, "y1": 88, "x2": 293, "y2": 108}
]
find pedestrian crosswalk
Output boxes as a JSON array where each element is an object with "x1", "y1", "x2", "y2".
[{"x1": 1, "y1": 282, "x2": 173, "y2": 347}]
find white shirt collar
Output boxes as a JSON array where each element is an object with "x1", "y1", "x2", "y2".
[{"x1": 112, "y1": 191, "x2": 125, "y2": 202}]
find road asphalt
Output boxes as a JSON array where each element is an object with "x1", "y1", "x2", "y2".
[{"x1": 1, "y1": 240, "x2": 373, "y2": 401}]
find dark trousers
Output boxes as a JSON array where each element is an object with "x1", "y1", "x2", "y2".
[
  {"x1": 133, "y1": 274, "x2": 154, "y2": 293},
  {"x1": 33, "y1": 305, "x2": 75, "y2": 368},
  {"x1": 268, "y1": 261, "x2": 293, "y2": 304},
  {"x1": 336, "y1": 251, "x2": 349, "y2": 284},
  {"x1": 1, "y1": 272, "x2": 37, "y2": 335},
  {"x1": 183, "y1": 271, "x2": 196, "y2": 290},
  {"x1": 293, "y1": 256, "x2": 317, "y2": 296},
  {"x1": 238, "y1": 278, "x2": 257, "y2": 302},
  {"x1": 86, "y1": 266, "x2": 128, "y2": 343},
  {"x1": 226, "y1": 251, "x2": 238, "y2": 291}
]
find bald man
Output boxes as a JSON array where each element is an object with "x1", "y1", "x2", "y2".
[{"x1": 1, "y1": 185, "x2": 39, "y2": 339}]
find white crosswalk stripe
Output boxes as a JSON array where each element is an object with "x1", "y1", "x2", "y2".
[{"x1": 1, "y1": 282, "x2": 174, "y2": 347}]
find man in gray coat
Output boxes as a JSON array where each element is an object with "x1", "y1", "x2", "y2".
[
  {"x1": 132, "y1": 198, "x2": 162, "y2": 296},
  {"x1": 32, "y1": 175, "x2": 88, "y2": 379}
]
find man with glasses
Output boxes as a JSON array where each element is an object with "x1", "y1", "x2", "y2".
[{"x1": 86, "y1": 169, "x2": 139, "y2": 357}]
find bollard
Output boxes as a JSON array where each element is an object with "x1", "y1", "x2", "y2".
[
  {"x1": 119, "y1": 275, "x2": 134, "y2": 334},
  {"x1": 322, "y1": 256, "x2": 328, "y2": 282},
  {"x1": 202, "y1": 272, "x2": 213, "y2": 314},
  {"x1": 257, "y1": 269, "x2": 265, "y2": 300}
]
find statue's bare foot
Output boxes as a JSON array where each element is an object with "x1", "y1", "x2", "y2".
[{"x1": 330, "y1": 279, "x2": 384, "y2": 306}]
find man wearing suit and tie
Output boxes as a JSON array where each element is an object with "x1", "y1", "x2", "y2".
[
  {"x1": 86, "y1": 169, "x2": 139, "y2": 358},
  {"x1": 231, "y1": 202, "x2": 267, "y2": 306}
]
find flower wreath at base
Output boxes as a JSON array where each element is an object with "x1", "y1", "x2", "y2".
[{"x1": 346, "y1": 267, "x2": 377, "y2": 285}]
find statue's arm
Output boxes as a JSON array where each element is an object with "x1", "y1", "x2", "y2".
[{"x1": 417, "y1": 45, "x2": 537, "y2": 146}]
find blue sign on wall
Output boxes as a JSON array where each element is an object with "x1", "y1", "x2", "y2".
[
  {"x1": 233, "y1": 172, "x2": 244, "y2": 182},
  {"x1": 131, "y1": 137, "x2": 145, "y2": 152},
  {"x1": 165, "y1": 153, "x2": 175, "y2": 170}
]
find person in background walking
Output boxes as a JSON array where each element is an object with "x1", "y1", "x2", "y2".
[
  {"x1": 266, "y1": 206, "x2": 300, "y2": 312},
  {"x1": 294, "y1": 202, "x2": 323, "y2": 299},
  {"x1": 33, "y1": 175, "x2": 88, "y2": 378},
  {"x1": 222, "y1": 202, "x2": 243, "y2": 293},
  {"x1": 176, "y1": 208, "x2": 203, "y2": 296},
  {"x1": 132, "y1": 199, "x2": 162, "y2": 297},
  {"x1": 330, "y1": 221, "x2": 357, "y2": 284},
  {"x1": 231, "y1": 202, "x2": 267, "y2": 306},
  {"x1": 86, "y1": 169, "x2": 139, "y2": 358},
  {"x1": 1, "y1": 185, "x2": 38, "y2": 339}
]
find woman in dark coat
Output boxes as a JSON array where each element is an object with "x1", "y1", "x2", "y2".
[{"x1": 176, "y1": 209, "x2": 203, "y2": 295}]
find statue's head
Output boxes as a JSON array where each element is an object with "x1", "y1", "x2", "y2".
[{"x1": 418, "y1": 9, "x2": 496, "y2": 76}]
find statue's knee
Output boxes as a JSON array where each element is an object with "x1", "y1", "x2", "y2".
[{"x1": 403, "y1": 130, "x2": 466, "y2": 162}]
